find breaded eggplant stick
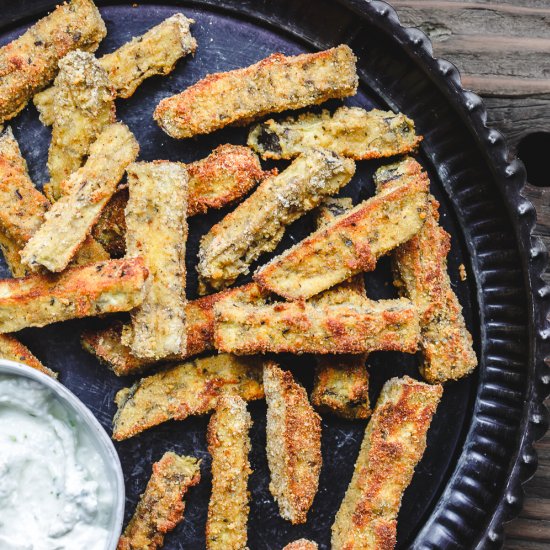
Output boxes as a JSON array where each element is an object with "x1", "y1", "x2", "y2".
[
  {"x1": 92, "y1": 145, "x2": 269, "y2": 256},
  {"x1": 206, "y1": 395, "x2": 252, "y2": 550},
  {"x1": 112, "y1": 354, "x2": 267, "y2": 440},
  {"x1": 46, "y1": 50, "x2": 116, "y2": 202},
  {"x1": 254, "y1": 157, "x2": 430, "y2": 300},
  {"x1": 248, "y1": 107, "x2": 421, "y2": 160},
  {"x1": 264, "y1": 364, "x2": 322, "y2": 524},
  {"x1": 0, "y1": 257, "x2": 147, "y2": 333},
  {"x1": 311, "y1": 198, "x2": 370, "y2": 420},
  {"x1": 198, "y1": 149, "x2": 355, "y2": 293},
  {"x1": 0, "y1": 0, "x2": 106, "y2": 123},
  {"x1": 283, "y1": 541, "x2": 319, "y2": 550},
  {"x1": 154, "y1": 45, "x2": 358, "y2": 139},
  {"x1": 331, "y1": 376, "x2": 442, "y2": 550},
  {"x1": 0, "y1": 127, "x2": 108, "y2": 273},
  {"x1": 374, "y1": 162, "x2": 477, "y2": 383},
  {"x1": 214, "y1": 296, "x2": 420, "y2": 355},
  {"x1": 81, "y1": 283, "x2": 264, "y2": 376},
  {"x1": 0, "y1": 334, "x2": 56, "y2": 378},
  {"x1": 21, "y1": 123, "x2": 139, "y2": 272},
  {"x1": 118, "y1": 452, "x2": 201, "y2": 550},
  {"x1": 124, "y1": 161, "x2": 188, "y2": 360},
  {"x1": 35, "y1": 14, "x2": 197, "y2": 126}
]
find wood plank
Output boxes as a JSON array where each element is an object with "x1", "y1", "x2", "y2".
[{"x1": 505, "y1": 519, "x2": 550, "y2": 542}]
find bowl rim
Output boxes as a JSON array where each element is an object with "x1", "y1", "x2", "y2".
[{"x1": 0, "y1": 359, "x2": 125, "y2": 550}]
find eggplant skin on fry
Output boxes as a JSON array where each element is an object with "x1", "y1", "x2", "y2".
[
  {"x1": 154, "y1": 45, "x2": 358, "y2": 139},
  {"x1": 0, "y1": 0, "x2": 106, "y2": 123},
  {"x1": 248, "y1": 107, "x2": 422, "y2": 160},
  {"x1": 117, "y1": 452, "x2": 201, "y2": 550}
]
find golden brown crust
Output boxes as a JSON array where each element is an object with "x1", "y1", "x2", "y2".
[
  {"x1": 0, "y1": 127, "x2": 108, "y2": 271},
  {"x1": 117, "y1": 452, "x2": 201, "y2": 550},
  {"x1": 35, "y1": 14, "x2": 197, "y2": 125},
  {"x1": 310, "y1": 199, "x2": 371, "y2": 420},
  {"x1": 374, "y1": 163, "x2": 477, "y2": 383},
  {"x1": 331, "y1": 376, "x2": 442, "y2": 550},
  {"x1": 154, "y1": 45, "x2": 358, "y2": 139},
  {"x1": 46, "y1": 50, "x2": 116, "y2": 201},
  {"x1": 21, "y1": 123, "x2": 139, "y2": 272},
  {"x1": 112, "y1": 354, "x2": 266, "y2": 440},
  {"x1": 214, "y1": 297, "x2": 420, "y2": 355},
  {"x1": 198, "y1": 149, "x2": 355, "y2": 293},
  {"x1": 206, "y1": 395, "x2": 252, "y2": 550},
  {"x1": 124, "y1": 161, "x2": 188, "y2": 360},
  {"x1": 0, "y1": 333, "x2": 56, "y2": 377},
  {"x1": 0, "y1": 257, "x2": 147, "y2": 333},
  {"x1": 264, "y1": 364, "x2": 322, "y2": 524},
  {"x1": 248, "y1": 107, "x2": 422, "y2": 160},
  {"x1": 0, "y1": 0, "x2": 106, "y2": 123},
  {"x1": 81, "y1": 283, "x2": 262, "y2": 376},
  {"x1": 254, "y1": 157, "x2": 430, "y2": 300},
  {"x1": 283, "y1": 540, "x2": 319, "y2": 550},
  {"x1": 92, "y1": 145, "x2": 270, "y2": 257}
]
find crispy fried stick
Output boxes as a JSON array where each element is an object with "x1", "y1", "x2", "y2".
[
  {"x1": 206, "y1": 395, "x2": 252, "y2": 550},
  {"x1": 264, "y1": 364, "x2": 321, "y2": 524},
  {"x1": 21, "y1": 123, "x2": 139, "y2": 272},
  {"x1": 112, "y1": 353, "x2": 266, "y2": 440},
  {"x1": 154, "y1": 45, "x2": 358, "y2": 138},
  {"x1": 198, "y1": 149, "x2": 355, "y2": 293},
  {"x1": 331, "y1": 376, "x2": 442, "y2": 550},
  {"x1": 118, "y1": 452, "x2": 201, "y2": 550},
  {"x1": 0, "y1": 257, "x2": 147, "y2": 333},
  {"x1": 35, "y1": 14, "x2": 196, "y2": 125},
  {"x1": 248, "y1": 107, "x2": 421, "y2": 160},
  {"x1": 374, "y1": 161, "x2": 477, "y2": 383},
  {"x1": 0, "y1": 334, "x2": 56, "y2": 378},
  {"x1": 124, "y1": 161, "x2": 188, "y2": 360},
  {"x1": 0, "y1": 0, "x2": 106, "y2": 123},
  {"x1": 254, "y1": 156, "x2": 429, "y2": 300}
]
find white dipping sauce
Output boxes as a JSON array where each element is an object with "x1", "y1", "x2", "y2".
[{"x1": 0, "y1": 375, "x2": 114, "y2": 550}]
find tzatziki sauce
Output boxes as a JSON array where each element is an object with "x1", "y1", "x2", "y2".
[{"x1": 0, "y1": 375, "x2": 114, "y2": 550}]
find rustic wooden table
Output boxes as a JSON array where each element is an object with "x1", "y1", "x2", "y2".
[{"x1": 391, "y1": 1, "x2": 550, "y2": 547}]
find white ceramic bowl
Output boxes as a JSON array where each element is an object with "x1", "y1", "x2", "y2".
[{"x1": 0, "y1": 359, "x2": 125, "y2": 549}]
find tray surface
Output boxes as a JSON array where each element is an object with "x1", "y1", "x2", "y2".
[{"x1": 0, "y1": 1, "x2": 548, "y2": 548}]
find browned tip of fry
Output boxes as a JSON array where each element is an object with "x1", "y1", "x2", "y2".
[
  {"x1": 154, "y1": 45, "x2": 357, "y2": 139},
  {"x1": 264, "y1": 363, "x2": 322, "y2": 525},
  {"x1": 117, "y1": 451, "x2": 201, "y2": 550},
  {"x1": 0, "y1": 333, "x2": 56, "y2": 378},
  {"x1": 283, "y1": 540, "x2": 319, "y2": 550}
]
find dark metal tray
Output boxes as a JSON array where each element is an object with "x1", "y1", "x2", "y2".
[{"x1": 1, "y1": 1, "x2": 549, "y2": 548}]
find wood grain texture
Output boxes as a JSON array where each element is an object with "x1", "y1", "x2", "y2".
[{"x1": 390, "y1": 2, "x2": 550, "y2": 548}]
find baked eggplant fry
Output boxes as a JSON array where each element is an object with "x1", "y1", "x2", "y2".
[
  {"x1": 198, "y1": 149, "x2": 355, "y2": 293},
  {"x1": 46, "y1": 50, "x2": 116, "y2": 202},
  {"x1": 214, "y1": 296, "x2": 420, "y2": 355},
  {"x1": 248, "y1": 107, "x2": 421, "y2": 160},
  {"x1": 92, "y1": 145, "x2": 269, "y2": 256},
  {"x1": 0, "y1": 257, "x2": 147, "y2": 334},
  {"x1": 112, "y1": 354, "x2": 267, "y2": 440},
  {"x1": 81, "y1": 283, "x2": 263, "y2": 376},
  {"x1": 206, "y1": 395, "x2": 252, "y2": 550},
  {"x1": 21, "y1": 123, "x2": 139, "y2": 272},
  {"x1": 154, "y1": 45, "x2": 358, "y2": 139},
  {"x1": 264, "y1": 363, "x2": 322, "y2": 524},
  {"x1": 117, "y1": 452, "x2": 201, "y2": 550},
  {"x1": 254, "y1": 156, "x2": 430, "y2": 300},
  {"x1": 0, "y1": 0, "x2": 106, "y2": 123},
  {"x1": 0, "y1": 334, "x2": 56, "y2": 378},
  {"x1": 311, "y1": 198, "x2": 370, "y2": 420},
  {"x1": 124, "y1": 161, "x2": 188, "y2": 360},
  {"x1": 331, "y1": 376, "x2": 442, "y2": 550},
  {"x1": 374, "y1": 162, "x2": 477, "y2": 384},
  {"x1": 0, "y1": 127, "x2": 109, "y2": 271},
  {"x1": 35, "y1": 14, "x2": 197, "y2": 126},
  {"x1": 283, "y1": 541, "x2": 319, "y2": 550}
]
